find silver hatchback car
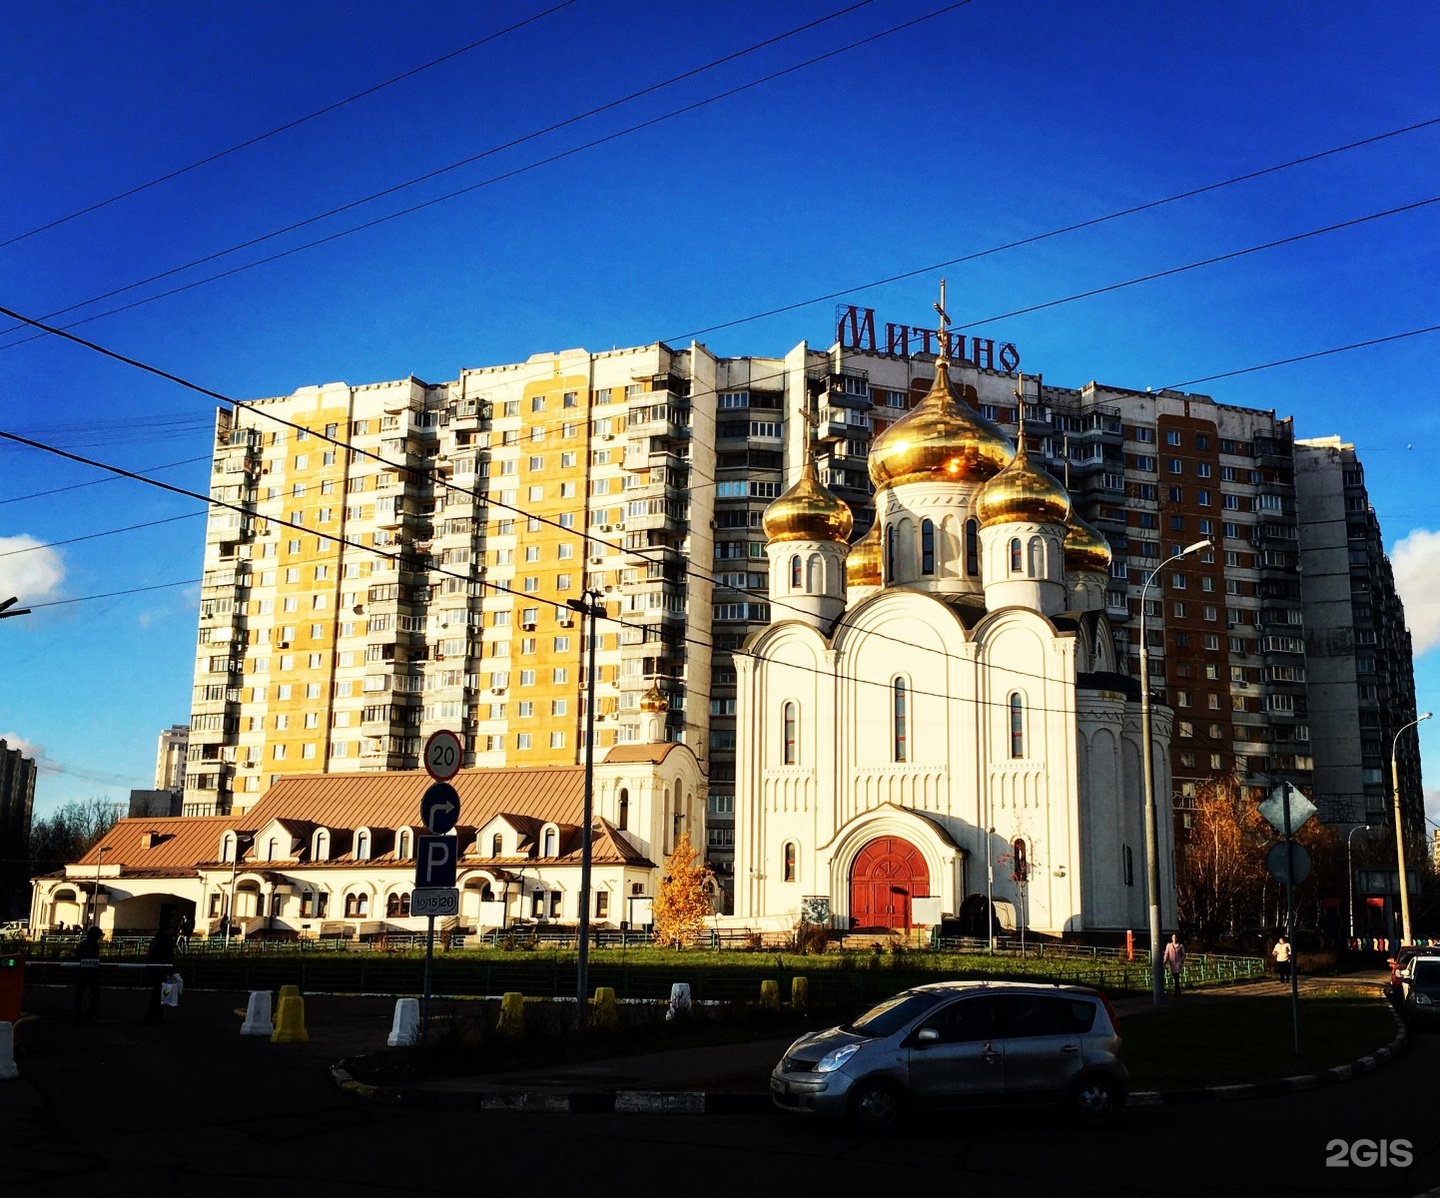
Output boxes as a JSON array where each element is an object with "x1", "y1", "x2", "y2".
[{"x1": 771, "y1": 980, "x2": 1128, "y2": 1132}]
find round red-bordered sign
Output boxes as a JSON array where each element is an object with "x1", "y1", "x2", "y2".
[{"x1": 424, "y1": 729, "x2": 463, "y2": 782}]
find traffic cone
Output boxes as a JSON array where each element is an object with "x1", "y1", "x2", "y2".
[
  {"x1": 0, "y1": 1022, "x2": 17, "y2": 1080},
  {"x1": 240, "y1": 990, "x2": 274, "y2": 1036},
  {"x1": 271, "y1": 993, "x2": 309, "y2": 1044}
]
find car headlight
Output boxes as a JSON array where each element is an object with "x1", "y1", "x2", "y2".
[{"x1": 815, "y1": 1044, "x2": 861, "y2": 1073}]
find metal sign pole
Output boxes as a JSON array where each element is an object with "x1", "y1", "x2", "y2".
[
  {"x1": 422, "y1": 913, "x2": 435, "y2": 1044},
  {"x1": 1282, "y1": 785, "x2": 1300, "y2": 1056}
]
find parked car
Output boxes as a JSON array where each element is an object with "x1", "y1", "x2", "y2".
[
  {"x1": 1400, "y1": 955, "x2": 1440, "y2": 1025},
  {"x1": 1386, "y1": 946, "x2": 1430, "y2": 1002},
  {"x1": 770, "y1": 981, "x2": 1128, "y2": 1133}
]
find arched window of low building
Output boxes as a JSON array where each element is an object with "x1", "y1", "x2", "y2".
[
  {"x1": 543, "y1": 827, "x2": 557, "y2": 858},
  {"x1": 783, "y1": 841, "x2": 798, "y2": 883}
]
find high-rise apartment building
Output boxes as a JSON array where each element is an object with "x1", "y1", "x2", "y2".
[
  {"x1": 184, "y1": 308, "x2": 1422, "y2": 909},
  {"x1": 0, "y1": 738, "x2": 37, "y2": 918},
  {"x1": 154, "y1": 724, "x2": 189, "y2": 792}
]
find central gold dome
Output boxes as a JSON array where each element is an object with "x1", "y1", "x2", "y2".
[
  {"x1": 845, "y1": 518, "x2": 882, "y2": 588},
  {"x1": 762, "y1": 455, "x2": 854, "y2": 544},
  {"x1": 640, "y1": 682, "x2": 668, "y2": 712},
  {"x1": 975, "y1": 436, "x2": 1072, "y2": 527},
  {"x1": 868, "y1": 356, "x2": 1013, "y2": 489}
]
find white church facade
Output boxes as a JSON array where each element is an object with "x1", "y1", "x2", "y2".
[{"x1": 731, "y1": 331, "x2": 1177, "y2": 939}]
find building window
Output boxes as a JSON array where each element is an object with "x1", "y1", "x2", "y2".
[
  {"x1": 892, "y1": 678, "x2": 908, "y2": 763},
  {"x1": 617, "y1": 788, "x2": 629, "y2": 831},
  {"x1": 965, "y1": 519, "x2": 979, "y2": 576},
  {"x1": 790, "y1": 554, "x2": 802, "y2": 589},
  {"x1": 921, "y1": 519, "x2": 935, "y2": 575},
  {"x1": 782, "y1": 701, "x2": 797, "y2": 765},
  {"x1": 596, "y1": 890, "x2": 609, "y2": 920},
  {"x1": 491, "y1": 834, "x2": 503, "y2": 857},
  {"x1": 543, "y1": 828, "x2": 557, "y2": 857},
  {"x1": 356, "y1": 831, "x2": 369, "y2": 860},
  {"x1": 783, "y1": 841, "x2": 797, "y2": 883},
  {"x1": 1009, "y1": 693, "x2": 1025, "y2": 758},
  {"x1": 1123, "y1": 845, "x2": 1134, "y2": 886},
  {"x1": 886, "y1": 525, "x2": 897, "y2": 581},
  {"x1": 1009, "y1": 537, "x2": 1022, "y2": 573}
]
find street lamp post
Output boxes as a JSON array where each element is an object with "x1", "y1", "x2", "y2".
[
  {"x1": 1347, "y1": 824, "x2": 1370, "y2": 942},
  {"x1": 567, "y1": 589, "x2": 606, "y2": 1027},
  {"x1": 1391, "y1": 711, "x2": 1432, "y2": 946},
  {"x1": 1139, "y1": 538, "x2": 1211, "y2": 1006},
  {"x1": 90, "y1": 846, "x2": 111, "y2": 929}
]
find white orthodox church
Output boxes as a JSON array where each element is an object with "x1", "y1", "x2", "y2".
[{"x1": 731, "y1": 334, "x2": 1176, "y2": 939}]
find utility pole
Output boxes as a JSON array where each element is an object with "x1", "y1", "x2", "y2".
[{"x1": 567, "y1": 589, "x2": 606, "y2": 1027}]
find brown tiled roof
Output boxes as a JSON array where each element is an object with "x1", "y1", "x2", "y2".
[
  {"x1": 73, "y1": 816, "x2": 237, "y2": 874},
  {"x1": 238, "y1": 766, "x2": 588, "y2": 836}
]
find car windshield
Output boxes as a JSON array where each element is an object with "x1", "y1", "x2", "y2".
[
  {"x1": 846, "y1": 990, "x2": 952, "y2": 1037},
  {"x1": 1411, "y1": 961, "x2": 1440, "y2": 985}
]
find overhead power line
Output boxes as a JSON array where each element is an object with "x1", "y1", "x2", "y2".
[
  {"x1": 0, "y1": 0, "x2": 908, "y2": 347},
  {"x1": 0, "y1": 0, "x2": 582, "y2": 250}
]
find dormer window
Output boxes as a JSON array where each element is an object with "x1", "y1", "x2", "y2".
[
  {"x1": 397, "y1": 829, "x2": 413, "y2": 859},
  {"x1": 221, "y1": 832, "x2": 238, "y2": 863},
  {"x1": 491, "y1": 833, "x2": 503, "y2": 857},
  {"x1": 313, "y1": 829, "x2": 331, "y2": 860},
  {"x1": 543, "y1": 827, "x2": 557, "y2": 858},
  {"x1": 356, "y1": 830, "x2": 370, "y2": 861}
]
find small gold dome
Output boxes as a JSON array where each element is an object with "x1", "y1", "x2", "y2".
[
  {"x1": 846, "y1": 519, "x2": 882, "y2": 588},
  {"x1": 762, "y1": 455, "x2": 854, "y2": 544},
  {"x1": 868, "y1": 356, "x2": 1013, "y2": 489},
  {"x1": 975, "y1": 436, "x2": 1071, "y2": 527},
  {"x1": 640, "y1": 682, "x2": 668, "y2": 712},
  {"x1": 1064, "y1": 509, "x2": 1112, "y2": 573}
]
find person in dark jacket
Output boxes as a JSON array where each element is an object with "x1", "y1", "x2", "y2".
[
  {"x1": 143, "y1": 925, "x2": 175, "y2": 1024},
  {"x1": 73, "y1": 926, "x2": 103, "y2": 1023}
]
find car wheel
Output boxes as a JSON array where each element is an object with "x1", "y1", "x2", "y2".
[
  {"x1": 848, "y1": 1078, "x2": 904, "y2": 1134},
  {"x1": 1072, "y1": 1073, "x2": 1121, "y2": 1126}
]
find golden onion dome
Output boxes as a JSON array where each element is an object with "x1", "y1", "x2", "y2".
[
  {"x1": 845, "y1": 519, "x2": 883, "y2": 588},
  {"x1": 762, "y1": 454, "x2": 854, "y2": 544},
  {"x1": 640, "y1": 682, "x2": 668, "y2": 712},
  {"x1": 1064, "y1": 509, "x2": 1113, "y2": 573},
  {"x1": 975, "y1": 436, "x2": 1071, "y2": 527},
  {"x1": 868, "y1": 355, "x2": 1013, "y2": 489}
]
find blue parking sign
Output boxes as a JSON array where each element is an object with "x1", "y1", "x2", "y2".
[{"x1": 415, "y1": 835, "x2": 457, "y2": 888}]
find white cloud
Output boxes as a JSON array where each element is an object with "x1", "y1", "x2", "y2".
[
  {"x1": 0, "y1": 536, "x2": 65, "y2": 605},
  {"x1": 0, "y1": 732, "x2": 45, "y2": 760},
  {"x1": 1392, "y1": 528, "x2": 1440, "y2": 656}
]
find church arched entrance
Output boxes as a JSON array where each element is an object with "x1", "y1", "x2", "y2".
[{"x1": 848, "y1": 836, "x2": 929, "y2": 930}]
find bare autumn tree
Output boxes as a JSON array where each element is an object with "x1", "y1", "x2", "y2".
[
  {"x1": 28, "y1": 797, "x2": 124, "y2": 878},
  {"x1": 1176, "y1": 774, "x2": 1267, "y2": 942},
  {"x1": 651, "y1": 830, "x2": 713, "y2": 949}
]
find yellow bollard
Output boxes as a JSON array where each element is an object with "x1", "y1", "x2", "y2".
[
  {"x1": 271, "y1": 993, "x2": 309, "y2": 1044},
  {"x1": 497, "y1": 991, "x2": 526, "y2": 1037},
  {"x1": 791, "y1": 976, "x2": 809, "y2": 1010},
  {"x1": 591, "y1": 986, "x2": 619, "y2": 1031},
  {"x1": 759, "y1": 979, "x2": 780, "y2": 1010}
]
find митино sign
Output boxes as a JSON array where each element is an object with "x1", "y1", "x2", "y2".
[{"x1": 835, "y1": 304, "x2": 1020, "y2": 374}]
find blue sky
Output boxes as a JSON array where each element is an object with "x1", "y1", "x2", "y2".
[{"x1": 1, "y1": 0, "x2": 1435, "y2": 828}]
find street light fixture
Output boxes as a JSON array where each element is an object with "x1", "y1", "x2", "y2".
[
  {"x1": 1347, "y1": 824, "x2": 1370, "y2": 941},
  {"x1": 1391, "y1": 711, "x2": 1432, "y2": 945},
  {"x1": 0, "y1": 596, "x2": 31, "y2": 620},
  {"x1": 90, "y1": 846, "x2": 111, "y2": 929},
  {"x1": 1140, "y1": 537, "x2": 1211, "y2": 1006},
  {"x1": 567, "y1": 588, "x2": 607, "y2": 1027}
]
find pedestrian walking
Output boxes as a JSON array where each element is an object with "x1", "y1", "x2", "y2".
[
  {"x1": 73, "y1": 927, "x2": 102, "y2": 1023},
  {"x1": 144, "y1": 924, "x2": 175, "y2": 1025},
  {"x1": 1163, "y1": 933, "x2": 1186, "y2": 996},
  {"x1": 1272, "y1": 934, "x2": 1293, "y2": 982}
]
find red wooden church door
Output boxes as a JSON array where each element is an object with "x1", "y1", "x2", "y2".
[{"x1": 849, "y1": 836, "x2": 930, "y2": 929}]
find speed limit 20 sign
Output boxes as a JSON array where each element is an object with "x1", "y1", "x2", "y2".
[{"x1": 424, "y1": 729, "x2": 463, "y2": 782}]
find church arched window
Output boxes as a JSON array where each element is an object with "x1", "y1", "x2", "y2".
[
  {"x1": 1028, "y1": 536, "x2": 1043, "y2": 576},
  {"x1": 790, "y1": 554, "x2": 802, "y2": 589},
  {"x1": 782, "y1": 702, "x2": 797, "y2": 764},
  {"x1": 886, "y1": 524, "x2": 897, "y2": 582},
  {"x1": 783, "y1": 841, "x2": 798, "y2": 883},
  {"x1": 617, "y1": 788, "x2": 629, "y2": 831},
  {"x1": 965, "y1": 519, "x2": 980, "y2": 577},
  {"x1": 921, "y1": 519, "x2": 936, "y2": 575},
  {"x1": 1009, "y1": 537, "x2": 1022, "y2": 573},
  {"x1": 892, "y1": 678, "x2": 909, "y2": 763},
  {"x1": 1009, "y1": 693, "x2": 1025, "y2": 758},
  {"x1": 806, "y1": 553, "x2": 820, "y2": 592}
]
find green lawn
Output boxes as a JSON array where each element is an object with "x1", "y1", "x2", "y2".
[{"x1": 1121, "y1": 988, "x2": 1398, "y2": 1090}]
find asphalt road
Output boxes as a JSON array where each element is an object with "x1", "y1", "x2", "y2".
[{"x1": 5, "y1": 983, "x2": 1439, "y2": 1198}]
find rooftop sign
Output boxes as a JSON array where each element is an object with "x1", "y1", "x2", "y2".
[{"x1": 835, "y1": 304, "x2": 1021, "y2": 373}]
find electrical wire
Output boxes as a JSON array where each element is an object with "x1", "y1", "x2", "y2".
[
  {"x1": 0, "y1": 0, "x2": 582, "y2": 250},
  {"x1": 0, "y1": 0, "x2": 920, "y2": 349}
]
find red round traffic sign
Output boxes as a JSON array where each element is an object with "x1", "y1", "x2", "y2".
[{"x1": 424, "y1": 729, "x2": 463, "y2": 782}]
